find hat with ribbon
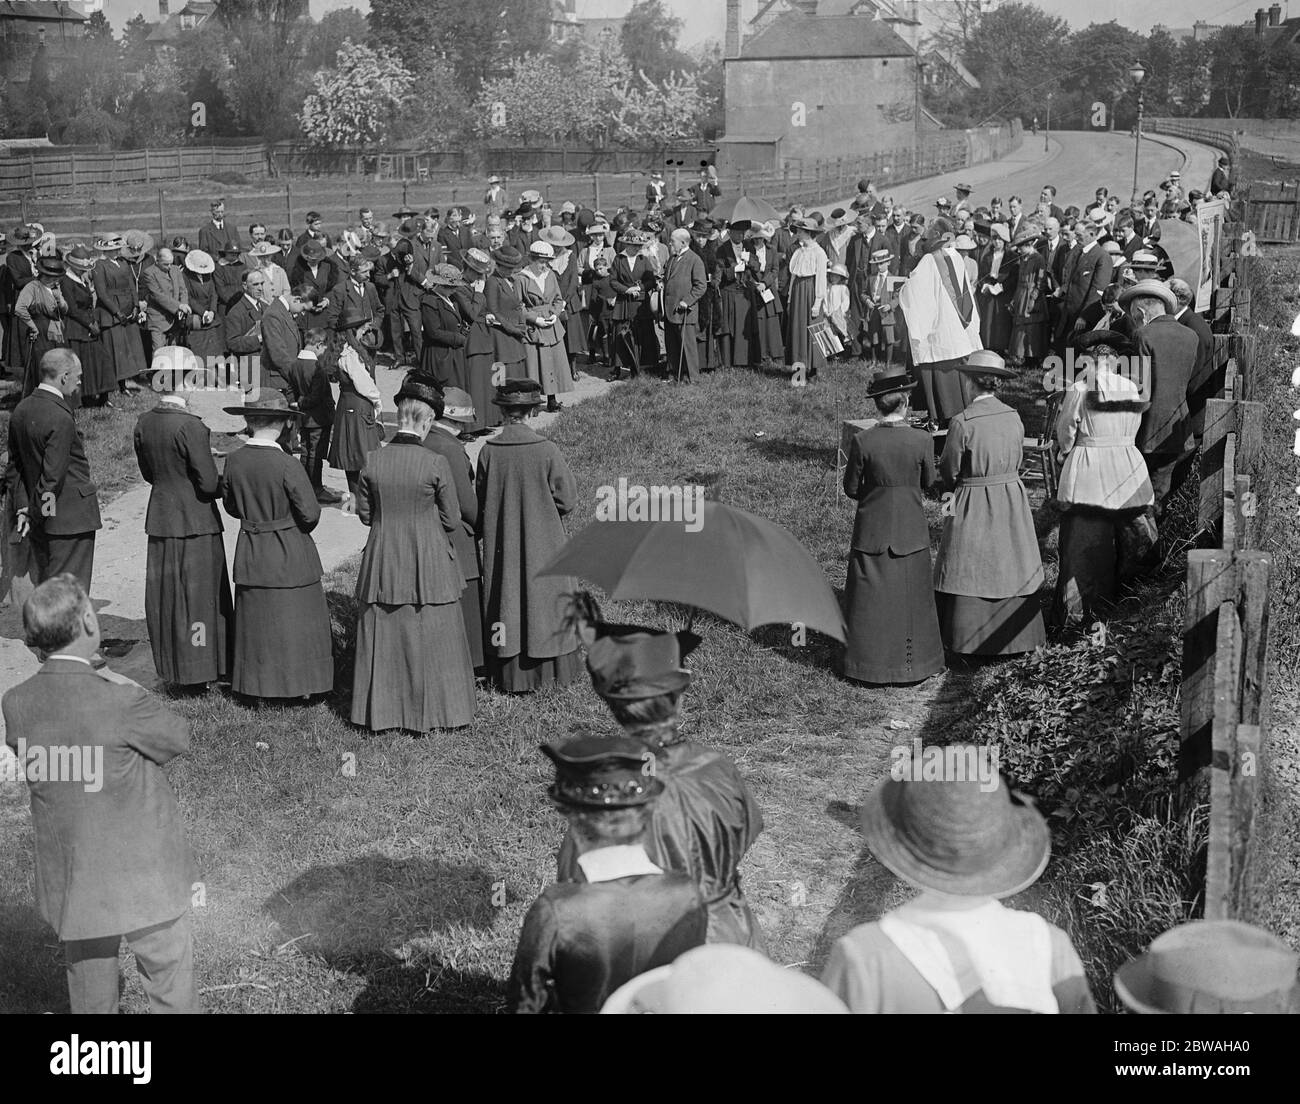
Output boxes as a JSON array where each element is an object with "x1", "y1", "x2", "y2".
[
  {"x1": 94, "y1": 234, "x2": 124, "y2": 252},
  {"x1": 957, "y1": 349, "x2": 1016, "y2": 378},
  {"x1": 540, "y1": 225, "x2": 575, "y2": 249},
  {"x1": 792, "y1": 216, "x2": 820, "y2": 233},
  {"x1": 541, "y1": 735, "x2": 662, "y2": 809},
  {"x1": 334, "y1": 304, "x2": 372, "y2": 332},
  {"x1": 65, "y1": 245, "x2": 96, "y2": 271},
  {"x1": 528, "y1": 240, "x2": 555, "y2": 260},
  {"x1": 1114, "y1": 921, "x2": 1300, "y2": 1014},
  {"x1": 300, "y1": 240, "x2": 327, "y2": 264},
  {"x1": 10, "y1": 224, "x2": 36, "y2": 247},
  {"x1": 440, "y1": 386, "x2": 476, "y2": 425},
  {"x1": 1073, "y1": 329, "x2": 1134, "y2": 356},
  {"x1": 222, "y1": 390, "x2": 303, "y2": 420},
  {"x1": 422, "y1": 262, "x2": 464, "y2": 288},
  {"x1": 955, "y1": 182, "x2": 973, "y2": 195},
  {"x1": 37, "y1": 255, "x2": 65, "y2": 278},
  {"x1": 391, "y1": 206, "x2": 419, "y2": 220},
  {"x1": 865, "y1": 364, "x2": 916, "y2": 399},
  {"x1": 461, "y1": 247, "x2": 494, "y2": 276},
  {"x1": 583, "y1": 622, "x2": 701, "y2": 702},
  {"x1": 952, "y1": 233, "x2": 977, "y2": 251},
  {"x1": 249, "y1": 240, "x2": 281, "y2": 258},
  {"x1": 1118, "y1": 278, "x2": 1176, "y2": 313},
  {"x1": 1011, "y1": 226, "x2": 1041, "y2": 248},
  {"x1": 870, "y1": 248, "x2": 892, "y2": 264},
  {"x1": 123, "y1": 230, "x2": 154, "y2": 259},
  {"x1": 859, "y1": 764, "x2": 1051, "y2": 898}
]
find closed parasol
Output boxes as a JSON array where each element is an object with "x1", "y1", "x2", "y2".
[{"x1": 538, "y1": 500, "x2": 846, "y2": 643}]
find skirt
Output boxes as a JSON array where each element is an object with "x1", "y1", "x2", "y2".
[
  {"x1": 351, "y1": 600, "x2": 476, "y2": 731},
  {"x1": 564, "y1": 311, "x2": 589, "y2": 358},
  {"x1": 487, "y1": 648, "x2": 582, "y2": 694},
  {"x1": 73, "y1": 335, "x2": 115, "y2": 399},
  {"x1": 3, "y1": 311, "x2": 28, "y2": 375},
  {"x1": 465, "y1": 352, "x2": 502, "y2": 432},
  {"x1": 752, "y1": 306, "x2": 784, "y2": 364},
  {"x1": 914, "y1": 355, "x2": 971, "y2": 428},
  {"x1": 784, "y1": 275, "x2": 826, "y2": 374},
  {"x1": 935, "y1": 592, "x2": 1046, "y2": 656},
  {"x1": 843, "y1": 548, "x2": 944, "y2": 685},
  {"x1": 716, "y1": 287, "x2": 752, "y2": 368},
  {"x1": 525, "y1": 340, "x2": 574, "y2": 395},
  {"x1": 462, "y1": 576, "x2": 485, "y2": 669},
  {"x1": 1008, "y1": 317, "x2": 1048, "y2": 362},
  {"x1": 145, "y1": 534, "x2": 234, "y2": 685},
  {"x1": 103, "y1": 321, "x2": 147, "y2": 383},
  {"x1": 232, "y1": 582, "x2": 334, "y2": 698},
  {"x1": 328, "y1": 390, "x2": 382, "y2": 472},
  {"x1": 1051, "y1": 506, "x2": 1155, "y2": 630},
  {"x1": 188, "y1": 324, "x2": 225, "y2": 362}
]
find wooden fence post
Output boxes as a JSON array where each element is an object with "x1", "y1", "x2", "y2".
[
  {"x1": 592, "y1": 173, "x2": 600, "y2": 212},
  {"x1": 285, "y1": 180, "x2": 293, "y2": 230},
  {"x1": 70, "y1": 152, "x2": 77, "y2": 191},
  {"x1": 157, "y1": 188, "x2": 166, "y2": 244},
  {"x1": 145, "y1": 148, "x2": 152, "y2": 184},
  {"x1": 1182, "y1": 551, "x2": 1237, "y2": 781}
]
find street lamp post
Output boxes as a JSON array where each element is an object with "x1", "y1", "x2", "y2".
[
  {"x1": 1129, "y1": 60, "x2": 1147, "y2": 202},
  {"x1": 1044, "y1": 92, "x2": 1052, "y2": 153}
]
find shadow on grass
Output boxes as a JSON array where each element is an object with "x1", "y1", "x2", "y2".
[
  {"x1": 0, "y1": 903, "x2": 66, "y2": 1012},
  {"x1": 265, "y1": 853, "x2": 502, "y2": 1013},
  {"x1": 745, "y1": 435, "x2": 837, "y2": 469}
]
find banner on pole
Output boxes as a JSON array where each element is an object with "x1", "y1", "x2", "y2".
[{"x1": 1195, "y1": 198, "x2": 1228, "y2": 313}]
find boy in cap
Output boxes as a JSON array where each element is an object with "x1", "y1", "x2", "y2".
[
  {"x1": 557, "y1": 607, "x2": 767, "y2": 950},
  {"x1": 509, "y1": 734, "x2": 707, "y2": 1014}
]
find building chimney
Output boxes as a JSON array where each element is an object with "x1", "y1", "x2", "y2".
[
  {"x1": 725, "y1": 0, "x2": 742, "y2": 59},
  {"x1": 1256, "y1": 8, "x2": 1268, "y2": 35},
  {"x1": 1269, "y1": 3, "x2": 1282, "y2": 26}
]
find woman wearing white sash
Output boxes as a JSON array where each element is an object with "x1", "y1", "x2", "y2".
[{"x1": 822, "y1": 761, "x2": 1096, "y2": 1014}]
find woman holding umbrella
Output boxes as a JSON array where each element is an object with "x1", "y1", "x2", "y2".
[
  {"x1": 841, "y1": 366, "x2": 945, "y2": 685},
  {"x1": 476, "y1": 379, "x2": 583, "y2": 692},
  {"x1": 784, "y1": 217, "x2": 829, "y2": 383}
]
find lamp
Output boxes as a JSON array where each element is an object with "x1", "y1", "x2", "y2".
[{"x1": 1129, "y1": 61, "x2": 1148, "y2": 202}]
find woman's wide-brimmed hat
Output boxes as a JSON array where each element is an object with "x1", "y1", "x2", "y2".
[
  {"x1": 988, "y1": 223, "x2": 1010, "y2": 243},
  {"x1": 866, "y1": 364, "x2": 916, "y2": 399},
  {"x1": 94, "y1": 234, "x2": 124, "y2": 252},
  {"x1": 952, "y1": 233, "x2": 977, "y2": 251},
  {"x1": 37, "y1": 255, "x2": 65, "y2": 278},
  {"x1": 540, "y1": 225, "x2": 574, "y2": 249},
  {"x1": 461, "y1": 247, "x2": 494, "y2": 276},
  {"x1": 541, "y1": 735, "x2": 664, "y2": 809},
  {"x1": 440, "y1": 386, "x2": 476, "y2": 424},
  {"x1": 1011, "y1": 226, "x2": 1041, "y2": 248},
  {"x1": 957, "y1": 349, "x2": 1016, "y2": 378},
  {"x1": 10, "y1": 224, "x2": 36, "y2": 246},
  {"x1": 300, "y1": 239, "x2": 327, "y2": 263},
  {"x1": 584, "y1": 622, "x2": 701, "y2": 701},
  {"x1": 1073, "y1": 329, "x2": 1134, "y2": 356},
  {"x1": 870, "y1": 248, "x2": 892, "y2": 264},
  {"x1": 828, "y1": 261, "x2": 849, "y2": 279},
  {"x1": 528, "y1": 240, "x2": 555, "y2": 260},
  {"x1": 1118, "y1": 278, "x2": 1176, "y2": 313},
  {"x1": 65, "y1": 245, "x2": 96, "y2": 271},
  {"x1": 423, "y1": 262, "x2": 463, "y2": 288},
  {"x1": 249, "y1": 240, "x2": 281, "y2": 258},
  {"x1": 792, "y1": 216, "x2": 820, "y2": 233},
  {"x1": 123, "y1": 230, "x2": 154, "y2": 258},
  {"x1": 491, "y1": 245, "x2": 524, "y2": 272},
  {"x1": 1114, "y1": 920, "x2": 1300, "y2": 1014},
  {"x1": 223, "y1": 390, "x2": 303, "y2": 420},
  {"x1": 859, "y1": 765, "x2": 1051, "y2": 898},
  {"x1": 184, "y1": 249, "x2": 214, "y2": 274},
  {"x1": 491, "y1": 378, "x2": 544, "y2": 408}
]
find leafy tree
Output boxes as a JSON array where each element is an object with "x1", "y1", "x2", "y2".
[
  {"x1": 299, "y1": 40, "x2": 414, "y2": 147},
  {"x1": 304, "y1": 7, "x2": 370, "y2": 71},
  {"x1": 609, "y1": 69, "x2": 705, "y2": 145},
  {"x1": 1058, "y1": 22, "x2": 1146, "y2": 132},
  {"x1": 1170, "y1": 39, "x2": 1212, "y2": 116},
  {"x1": 85, "y1": 10, "x2": 113, "y2": 40},
  {"x1": 389, "y1": 55, "x2": 476, "y2": 147},
  {"x1": 475, "y1": 54, "x2": 581, "y2": 145},
  {"x1": 1207, "y1": 26, "x2": 1268, "y2": 118},
  {"x1": 122, "y1": 13, "x2": 155, "y2": 72},
  {"x1": 619, "y1": 0, "x2": 693, "y2": 84},
  {"x1": 964, "y1": 2, "x2": 1069, "y2": 123}
]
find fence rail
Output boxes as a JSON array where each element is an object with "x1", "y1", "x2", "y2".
[{"x1": 1180, "y1": 220, "x2": 1272, "y2": 923}]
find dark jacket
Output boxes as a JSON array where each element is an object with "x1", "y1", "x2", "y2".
[
  {"x1": 843, "y1": 422, "x2": 935, "y2": 555},
  {"x1": 197, "y1": 219, "x2": 241, "y2": 257},
  {"x1": 259, "y1": 297, "x2": 302, "y2": 391},
  {"x1": 661, "y1": 248, "x2": 707, "y2": 326},
  {"x1": 224, "y1": 293, "x2": 265, "y2": 356},
  {"x1": 5, "y1": 387, "x2": 103, "y2": 535},
  {"x1": 134, "y1": 403, "x2": 224, "y2": 538},
  {"x1": 419, "y1": 290, "x2": 467, "y2": 387},
  {"x1": 221, "y1": 443, "x2": 323, "y2": 588},
  {"x1": 423, "y1": 424, "x2": 480, "y2": 581},
  {"x1": 59, "y1": 274, "x2": 98, "y2": 344},
  {"x1": 1060, "y1": 244, "x2": 1112, "y2": 328},
  {"x1": 1133, "y1": 313, "x2": 1199, "y2": 455},
  {"x1": 282, "y1": 351, "x2": 335, "y2": 427}
]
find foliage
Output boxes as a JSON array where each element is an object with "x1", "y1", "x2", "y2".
[
  {"x1": 299, "y1": 40, "x2": 414, "y2": 149},
  {"x1": 85, "y1": 10, "x2": 113, "y2": 41},
  {"x1": 475, "y1": 54, "x2": 580, "y2": 145},
  {"x1": 1207, "y1": 26, "x2": 1269, "y2": 118},
  {"x1": 610, "y1": 69, "x2": 706, "y2": 146},
  {"x1": 619, "y1": 0, "x2": 693, "y2": 85},
  {"x1": 389, "y1": 54, "x2": 476, "y2": 148},
  {"x1": 963, "y1": 1, "x2": 1069, "y2": 123},
  {"x1": 1055, "y1": 21, "x2": 1146, "y2": 131},
  {"x1": 303, "y1": 7, "x2": 371, "y2": 72}
]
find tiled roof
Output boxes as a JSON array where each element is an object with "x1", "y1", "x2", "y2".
[{"x1": 739, "y1": 12, "x2": 914, "y2": 59}]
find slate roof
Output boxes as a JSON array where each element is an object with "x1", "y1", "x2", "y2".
[{"x1": 738, "y1": 12, "x2": 915, "y2": 60}]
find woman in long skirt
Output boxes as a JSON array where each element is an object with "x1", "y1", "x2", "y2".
[
  {"x1": 221, "y1": 392, "x2": 333, "y2": 700},
  {"x1": 134, "y1": 383, "x2": 233, "y2": 687},
  {"x1": 1007, "y1": 231, "x2": 1048, "y2": 369},
  {"x1": 182, "y1": 247, "x2": 226, "y2": 361},
  {"x1": 486, "y1": 246, "x2": 529, "y2": 381},
  {"x1": 453, "y1": 248, "x2": 501, "y2": 435},
  {"x1": 61, "y1": 247, "x2": 112, "y2": 405},
  {"x1": 975, "y1": 226, "x2": 1016, "y2": 355},
  {"x1": 350, "y1": 378, "x2": 475, "y2": 732},
  {"x1": 785, "y1": 218, "x2": 828, "y2": 382},
  {"x1": 326, "y1": 308, "x2": 383, "y2": 506},
  {"x1": 91, "y1": 235, "x2": 147, "y2": 392},
  {"x1": 608, "y1": 235, "x2": 653, "y2": 377},
  {"x1": 933, "y1": 351, "x2": 1046, "y2": 656},
  {"x1": 842, "y1": 368, "x2": 945, "y2": 685},
  {"x1": 714, "y1": 221, "x2": 754, "y2": 369},
  {"x1": 516, "y1": 241, "x2": 573, "y2": 413},
  {"x1": 747, "y1": 223, "x2": 784, "y2": 367},
  {"x1": 476, "y1": 379, "x2": 583, "y2": 693},
  {"x1": 544, "y1": 225, "x2": 588, "y2": 368}
]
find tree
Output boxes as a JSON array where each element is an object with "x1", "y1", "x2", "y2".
[
  {"x1": 474, "y1": 54, "x2": 587, "y2": 145},
  {"x1": 304, "y1": 7, "x2": 370, "y2": 72},
  {"x1": 609, "y1": 69, "x2": 705, "y2": 145},
  {"x1": 926, "y1": 0, "x2": 985, "y2": 57},
  {"x1": 85, "y1": 9, "x2": 113, "y2": 40},
  {"x1": 122, "y1": 13, "x2": 155, "y2": 72},
  {"x1": 964, "y1": 2, "x2": 1070, "y2": 123},
  {"x1": 389, "y1": 54, "x2": 476, "y2": 147},
  {"x1": 1170, "y1": 39, "x2": 1212, "y2": 116},
  {"x1": 1207, "y1": 26, "x2": 1268, "y2": 118},
  {"x1": 1058, "y1": 22, "x2": 1146, "y2": 132},
  {"x1": 620, "y1": 0, "x2": 693, "y2": 85},
  {"x1": 299, "y1": 40, "x2": 414, "y2": 148}
]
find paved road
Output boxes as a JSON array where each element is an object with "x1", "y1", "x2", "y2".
[{"x1": 0, "y1": 129, "x2": 1220, "y2": 719}]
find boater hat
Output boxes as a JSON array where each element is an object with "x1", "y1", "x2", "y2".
[
  {"x1": 870, "y1": 248, "x2": 892, "y2": 264},
  {"x1": 1114, "y1": 921, "x2": 1300, "y2": 1014},
  {"x1": 249, "y1": 240, "x2": 281, "y2": 258},
  {"x1": 94, "y1": 234, "x2": 124, "y2": 252},
  {"x1": 123, "y1": 230, "x2": 154, "y2": 259},
  {"x1": 957, "y1": 349, "x2": 1016, "y2": 378},
  {"x1": 184, "y1": 249, "x2": 214, "y2": 274},
  {"x1": 491, "y1": 378, "x2": 544, "y2": 408},
  {"x1": 539, "y1": 225, "x2": 574, "y2": 249},
  {"x1": 860, "y1": 765, "x2": 1051, "y2": 898},
  {"x1": 541, "y1": 735, "x2": 663, "y2": 809},
  {"x1": 461, "y1": 247, "x2": 494, "y2": 276},
  {"x1": 865, "y1": 364, "x2": 916, "y2": 399},
  {"x1": 1118, "y1": 278, "x2": 1176, "y2": 313},
  {"x1": 223, "y1": 390, "x2": 303, "y2": 419}
]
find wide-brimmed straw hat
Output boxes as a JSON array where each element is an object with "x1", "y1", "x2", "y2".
[
  {"x1": 223, "y1": 391, "x2": 302, "y2": 420},
  {"x1": 1118, "y1": 278, "x2": 1176, "y2": 313},
  {"x1": 601, "y1": 946, "x2": 849, "y2": 1014},
  {"x1": 37, "y1": 255, "x2": 65, "y2": 278},
  {"x1": 540, "y1": 225, "x2": 574, "y2": 249},
  {"x1": 461, "y1": 248, "x2": 494, "y2": 276},
  {"x1": 528, "y1": 240, "x2": 555, "y2": 260},
  {"x1": 64, "y1": 245, "x2": 95, "y2": 271},
  {"x1": 249, "y1": 240, "x2": 281, "y2": 258},
  {"x1": 94, "y1": 234, "x2": 124, "y2": 252},
  {"x1": 957, "y1": 349, "x2": 1016, "y2": 378},
  {"x1": 184, "y1": 249, "x2": 214, "y2": 274},
  {"x1": 1114, "y1": 921, "x2": 1300, "y2": 1014},
  {"x1": 123, "y1": 230, "x2": 154, "y2": 259},
  {"x1": 859, "y1": 766, "x2": 1051, "y2": 898},
  {"x1": 423, "y1": 262, "x2": 463, "y2": 288}
]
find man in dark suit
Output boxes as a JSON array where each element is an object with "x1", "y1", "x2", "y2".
[
  {"x1": 282, "y1": 330, "x2": 340, "y2": 505},
  {"x1": 288, "y1": 239, "x2": 341, "y2": 332},
  {"x1": 1004, "y1": 195, "x2": 1027, "y2": 245},
  {"x1": 1039, "y1": 185, "x2": 1065, "y2": 224},
  {"x1": 437, "y1": 207, "x2": 474, "y2": 269},
  {"x1": 196, "y1": 197, "x2": 240, "y2": 257},
  {"x1": 390, "y1": 240, "x2": 427, "y2": 366},
  {"x1": 690, "y1": 168, "x2": 720, "y2": 215},
  {"x1": 336, "y1": 256, "x2": 384, "y2": 335},
  {"x1": 5, "y1": 349, "x2": 102, "y2": 592},
  {"x1": 409, "y1": 214, "x2": 443, "y2": 284},
  {"x1": 1210, "y1": 156, "x2": 1233, "y2": 196},
  {"x1": 224, "y1": 269, "x2": 267, "y2": 357},
  {"x1": 665, "y1": 190, "x2": 698, "y2": 239},
  {"x1": 1055, "y1": 219, "x2": 1112, "y2": 349},
  {"x1": 1169, "y1": 276, "x2": 1216, "y2": 442},
  {"x1": 3, "y1": 575, "x2": 199, "y2": 1013},
  {"x1": 662, "y1": 229, "x2": 707, "y2": 382},
  {"x1": 422, "y1": 385, "x2": 484, "y2": 669},
  {"x1": 1124, "y1": 280, "x2": 1199, "y2": 512},
  {"x1": 260, "y1": 284, "x2": 309, "y2": 393}
]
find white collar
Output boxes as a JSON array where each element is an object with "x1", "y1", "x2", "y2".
[
  {"x1": 431, "y1": 421, "x2": 460, "y2": 437},
  {"x1": 47, "y1": 653, "x2": 91, "y2": 666},
  {"x1": 1081, "y1": 240, "x2": 1097, "y2": 254},
  {"x1": 971, "y1": 392, "x2": 995, "y2": 402},
  {"x1": 244, "y1": 438, "x2": 283, "y2": 449},
  {"x1": 161, "y1": 395, "x2": 187, "y2": 407},
  {"x1": 1175, "y1": 305, "x2": 1187, "y2": 319},
  {"x1": 37, "y1": 383, "x2": 64, "y2": 399},
  {"x1": 576, "y1": 843, "x2": 663, "y2": 883},
  {"x1": 881, "y1": 412, "x2": 907, "y2": 424}
]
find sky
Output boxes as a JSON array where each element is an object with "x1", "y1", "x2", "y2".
[{"x1": 102, "y1": 0, "x2": 1269, "y2": 42}]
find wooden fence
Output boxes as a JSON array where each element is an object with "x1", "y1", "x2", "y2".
[
  {"x1": 1241, "y1": 180, "x2": 1300, "y2": 244},
  {"x1": 1180, "y1": 224, "x2": 1272, "y2": 923}
]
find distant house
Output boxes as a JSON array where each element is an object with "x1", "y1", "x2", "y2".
[
  {"x1": 549, "y1": 0, "x2": 624, "y2": 46},
  {"x1": 922, "y1": 46, "x2": 978, "y2": 91},
  {"x1": 720, "y1": 2, "x2": 919, "y2": 172},
  {"x1": 144, "y1": 0, "x2": 215, "y2": 51},
  {"x1": 1251, "y1": 5, "x2": 1300, "y2": 45},
  {"x1": 0, "y1": 1, "x2": 87, "y2": 74}
]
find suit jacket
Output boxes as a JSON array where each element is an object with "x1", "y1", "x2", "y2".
[
  {"x1": 1177, "y1": 304, "x2": 1215, "y2": 396},
  {"x1": 224, "y1": 293, "x2": 265, "y2": 356},
  {"x1": 91, "y1": 257, "x2": 137, "y2": 329},
  {"x1": 59, "y1": 274, "x2": 97, "y2": 343},
  {"x1": 288, "y1": 257, "x2": 342, "y2": 328},
  {"x1": 3, "y1": 659, "x2": 197, "y2": 941},
  {"x1": 423, "y1": 425, "x2": 479, "y2": 580},
  {"x1": 1210, "y1": 167, "x2": 1231, "y2": 195},
  {"x1": 282, "y1": 352, "x2": 335, "y2": 426},
  {"x1": 1133, "y1": 313, "x2": 1199, "y2": 455},
  {"x1": 419, "y1": 291, "x2": 467, "y2": 386},
  {"x1": 437, "y1": 225, "x2": 474, "y2": 268},
  {"x1": 843, "y1": 422, "x2": 935, "y2": 555},
  {"x1": 142, "y1": 263, "x2": 189, "y2": 334},
  {"x1": 134, "y1": 403, "x2": 223, "y2": 538},
  {"x1": 1060, "y1": 244, "x2": 1112, "y2": 326},
  {"x1": 197, "y1": 219, "x2": 241, "y2": 256},
  {"x1": 408, "y1": 235, "x2": 443, "y2": 283},
  {"x1": 338, "y1": 278, "x2": 384, "y2": 334},
  {"x1": 1039, "y1": 237, "x2": 1070, "y2": 290},
  {"x1": 221, "y1": 443, "x2": 323, "y2": 588},
  {"x1": 1, "y1": 248, "x2": 36, "y2": 313},
  {"x1": 661, "y1": 249, "x2": 707, "y2": 326},
  {"x1": 690, "y1": 179, "x2": 720, "y2": 214},
  {"x1": 259, "y1": 298, "x2": 302, "y2": 390},
  {"x1": 5, "y1": 388, "x2": 102, "y2": 535}
]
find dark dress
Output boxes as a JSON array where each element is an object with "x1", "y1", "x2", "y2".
[
  {"x1": 748, "y1": 244, "x2": 784, "y2": 364},
  {"x1": 1008, "y1": 251, "x2": 1049, "y2": 363},
  {"x1": 133, "y1": 401, "x2": 233, "y2": 685},
  {"x1": 92, "y1": 258, "x2": 147, "y2": 383},
  {"x1": 2, "y1": 249, "x2": 36, "y2": 374},
  {"x1": 975, "y1": 246, "x2": 1016, "y2": 355},
  {"x1": 557, "y1": 740, "x2": 767, "y2": 950},
  {"x1": 61, "y1": 274, "x2": 112, "y2": 400},
  {"x1": 419, "y1": 290, "x2": 468, "y2": 390},
  {"x1": 485, "y1": 273, "x2": 528, "y2": 380},
  {"x1": 221, "y1": 441, "x2": 333, "y2": 699},
  {"x1": 327, "y1": 342, "x2": 383, "y2": 473},
  {"x1": 451, "y1": 285, "x2": 500, "y2": 432},
  {"x1": 554, "y1": 254, "x2": 589, "y2": 359},
  {"x1": 351, "y1": 434, "x2": 476, "y2": 732},
  {"x1": 423, "y1": 424, "x2": 485, "y2": 669},
  {"x1": 714, "y1": 239, "x2": 754, "y2": 368},
  {"x1": 842, "y1": 422, "x2": 945, "y2": 684},
  {"x1": 508, "y1": 871, "x2": 707, "y2": 1014},
  {"x1": 182, "y1": 273, "x2": 225, "y2": 360}
]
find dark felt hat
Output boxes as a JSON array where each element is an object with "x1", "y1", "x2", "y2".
[
  {"x1": 394, "y1": 374, "x2": 444, "y2": 410},
  {"x1": 541, "y1": 735, "x2": 663, "y2": 809},
  {"x1": 300, "y1": 239, "x2": 327, "y2": 263},
  {"x1": 490, "y1": 245, "x2": 524, "y2": 272},
  {"x1": 335, "y1": 305, "x2": 371, "y2": 332},
  {"x1": 1073, "y1": 329, "x2": 1134, "y2": 356},
  {"x1": 866, "y1": 365, "x2": 916, "y2": 399},
  {"x1": 585, "y1": 623, "x2": 701, "y2": 702},
  {"x1": 491, "y1": 378, "x2": 543, "y2": 408},
  {"x1": 223, "y1": 390, "x2": 302, "y2": 420},
  {"x1": 37, "y1": 255, "x2": 65, "y2": 277}
]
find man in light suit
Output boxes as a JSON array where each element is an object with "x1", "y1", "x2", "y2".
[
  {"x1": 3, "y1": 575, "x2": 199, "y2": 1013},
  {"x1": 259, "y1": 284, "x2": 309, "y2": 394},
  {"x1": 661, "y1": 229, "x2": 707, "y2": 383},
  {"x1": 5, "y1": 349, "x2": 102, "y2": 591},
  {"x1": 142, "y1": 246, "x2": 191, "y2": 352}
]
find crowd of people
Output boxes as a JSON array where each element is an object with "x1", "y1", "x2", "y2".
[{"x1": 4, "y1": 152, "x2": 1292, "y2": 1018}]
